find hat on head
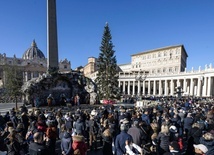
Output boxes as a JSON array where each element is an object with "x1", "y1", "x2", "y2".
[
  {"x1": 169, "y1": 141, "x2": 180, "y2": 151},
  {"x1": 169, "y1": 125, "x2": 177, "y2": 133},
  {"x1": 90, "y1": 109, "x2": 97, "y2": 116},
  {"x1": 193, "y1": 144, "x2": 208, "y2": 153},
  {"x1": 120, "y1": 123, "x2": 128, "y2": 131}
]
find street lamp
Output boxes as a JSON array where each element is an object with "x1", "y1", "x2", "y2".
[
  {"x1": 134, "y1": 69, "x2": 149, "y2": 82},
  {"x1": 133, "y1": 69, "x2": 149, "y2": 96}
]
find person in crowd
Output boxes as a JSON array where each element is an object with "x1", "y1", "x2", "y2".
[
  {"x1": 10, "y1": 111, "x2": 18, "y2": 129},
  {"x1": 45, "y1": 121, "x2": 57, "y2": 155},
  {"x1": 163, "y1": 141, "x2": 181, "y2": 155},
  {"x1": 61, "y1": 131, "x2": 73, "y2": 155},
  {"x1": 29, "y1": 132, "x2": 48, "y2": 155},
  {"x1": 15, "y1": 125, "x2": 28, "y2": 155},
  {"x1": 157, "y1": 124, "x2": 170, "y2": 155},
  {"x1": 115, "y1": 123, "x2": 133, "y2": 155},
  {"x1": 128, "y1": 120, "x2": 145, "y2": 146},
  {"x1": 88, "y1": 110, "x2": 99, "y2": 150},
  {"x1": 169, "y1": 125, "x2": 179, "y2": 142},
  {"x1": 72, "y1": 133, "x2": 87, "y2": 155},
  {"x1": 141, "y1": 110, "x2": 150, "y2": 126},
  {"x1": 183, "y1": 113, "x2": 194, "y2": 139},
  {"x1": 193, "y1": 144, "x2": 208, "y2": 155},
  {"x1": 5, "y1": 129, "x2": 20, "y2": 155},
  {"x1": 102, "y1": 123, "x2": 113, "y2": 155},
  {"x1": 20, "y1": 111, "x2": 29, "y2": 138},
  {"x1": 199, "y1": 132, "x2": 214, "y2": 155},
  {"x1": 188, "y1": 123, "x2": 203, "y2": 144},
  {"x1": 73, "y1": 116, "x2": 85, "y2": 135},
  {"x1": 125, "y1": 139, "x2": 143, "y2": 155}
]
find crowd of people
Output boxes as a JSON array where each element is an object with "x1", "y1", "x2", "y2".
[{"x1": 0, "y1": 98, "x2": 213, "y2": 155}]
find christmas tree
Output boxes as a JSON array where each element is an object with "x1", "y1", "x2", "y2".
[{"x1": 95, "y1": 23, "x2": 119, "y2": 101}]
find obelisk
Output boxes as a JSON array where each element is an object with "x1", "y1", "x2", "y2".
[{"x1": 47, "y1": 0, "x2": 59, "y2": 74}]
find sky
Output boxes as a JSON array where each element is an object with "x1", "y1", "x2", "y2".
[{"x1": 0, "y1": 0, "x2": 214, "y2": 70}]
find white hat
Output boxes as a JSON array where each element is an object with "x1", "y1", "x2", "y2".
[
  {"x1": 90, "y1": 109, "x2": 97, "y2": 116},
  {"x1": 193, "y1": 144, "x2": 208, "y2": 153},
  {"x1": 169, "y1": 125, "x2": 177, "y2": 133}
]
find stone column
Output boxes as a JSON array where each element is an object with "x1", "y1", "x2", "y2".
[
  {"x1": 137, "y1": 81, "x2": 140, "y2": 95},
  {"x1": 203, "y1": 77, "x2": 207, "y2": 96},
  {"x1": 183, "y1": 78, "x2": 186, "y2": 93},
  {"x1": 123, "y1": 81, "x2": 125, "y2": 94},
  {"x1": 197, "y1": 78, "x2": 201, "y2": 97},
  {"x1": 153, "y1": 80, "x2": 156, "y2": 95},
  {"x1": 159, "y1": 80, "x2": 162, "y2": 96},
  {"x1": 47, "y1": 0, "x2": 59, "y2": 73},
  {"x1": 147, "y1": 80, "x2": 150, "y2": 95},
  {"x1": 207, "y1": 76, "x2": 211, "y2": 97},
  {"x1": 127, "y1": 81, "x2": 130, "y2": 95},
  {"x1": 190, "y1": 78, "x2": 194, "y2": 96},
  {"x1": 133, "y1": 81, "x2": 135, "y2": 95},
  {"x1": 165, "y1": 80, "x2": 168, "y2": 96},
  {"x1": 177, "y1": 79, "x2": 180, "y2": 87},
  {"x1": 171, "y1": 79, "x2": 174, "y2": 96},
  {"x1": 143, "y1": 80, "x2": 146, "y2": 95}
]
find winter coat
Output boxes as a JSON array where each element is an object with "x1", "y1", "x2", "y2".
[
  {"x1": 127, "y1": 126, "x2": 144, "y2": 146},
  {"x1": 72, "y1": 135, "x2": 87, "y2": 155},
  {"x1": 188, "y1": 127, "x2": 202, "y2": 144},
  {"x1": 115, "y1": 131, "x2": 133, "y2": 155},
  {"x1": 6, "y1": 140, "x2": 20, "y2": 155},
  {"x1": 183, "y1": 117, "x2": 193, "y2": 131},
  {"x1": 73, "y1": 119, "x2": 85, "y2": 135},
  {"x1": 141, "y1": 114, "x2": 150, "y2": 125},
  {"x1": 60, "y1": 132, "x2": 73, "y2": 155},
  {"x1": 29, "y1": 142, "x2": 48, "y2": 155},
  {"x1": 102, "y1": 129, "x2": 113, "y2": 155},
  {"x1": 157, "y1": 132, "x2": 170, "y2": 152},
  {"x1": 199, "y1": 137, "x2": 214, "y2": 155}
]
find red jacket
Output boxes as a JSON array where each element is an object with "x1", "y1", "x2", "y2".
[{"x1": 72, "y1": 135, "x2": 87, "y2": 155}]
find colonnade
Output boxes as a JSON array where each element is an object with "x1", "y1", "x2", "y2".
[{"x1": 119, "y1": 75, "x2": 214, "y2": 97}]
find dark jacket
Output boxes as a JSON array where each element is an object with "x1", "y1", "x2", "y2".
[
  {"x1": 6, "y1": 140, "x2": 20, "y2": 155},
  {"x1": 157, "y1": 132, "x2": 170, "y2": 151},
  {"x1": 188, "y1": 127, "x2": 202, "y2": 144},
  {"x1": 60, "y1": 132, "x2": 73, "y2": 155},
  {"x1": 115, "y1": 131, "x2": 133, "y2": 155},
  {"x1": 200, "y1": 137, "x2": 214, "y2": 155},
  {"x1": 127, "y1": 126, "x2": 144, "y2": 146},
  {"x1": 74, "y1": 119, "x2": 85, "y2": 135},
  {"x1": 183, "y1": 117, "x2": 193, "y2": 131},
  {"x1": 29, "y1": 142, "x2": 48, "y2": 155},
  {"x1": 102, "y1": 128, "x2": 113, "y2": 155}
]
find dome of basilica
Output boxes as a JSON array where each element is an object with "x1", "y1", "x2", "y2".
[{"x1": 22, "y1": 40, "x2": 45, "y2": 60}]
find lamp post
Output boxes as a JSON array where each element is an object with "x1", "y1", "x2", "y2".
[{"x1": 133, "y1": 70, "x2": 149, "y2": 96}]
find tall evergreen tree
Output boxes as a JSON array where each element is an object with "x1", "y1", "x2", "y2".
[
  {"x1": 4, "y1": 65, "x2": 23, "y2": 109},
  {"x1": 96, "y1": 23, "x2": 119, "y2": 100}
]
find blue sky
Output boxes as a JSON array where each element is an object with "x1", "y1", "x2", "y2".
[{"x1": 0, "y1": 0, "x2": 214, "y2": 70}]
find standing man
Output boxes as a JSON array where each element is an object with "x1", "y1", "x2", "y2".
[
  {"x1": 115, "y1": 123, "x2": 133, "y2": 155},
  {"x1": 29, "y1": 132, "x2": 48, "y2": 155}
]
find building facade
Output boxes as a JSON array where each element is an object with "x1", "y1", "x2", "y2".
[
  {"x1": 84, "y1": 45, "x2": 214, "y2": 97},
  {"x1": 0, "y1": 40, "x2": 71, "y2": 88}
]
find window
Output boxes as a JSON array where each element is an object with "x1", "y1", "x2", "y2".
[{"x1": 64, "y1": 65, "x2": 67, "y2": 69}]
